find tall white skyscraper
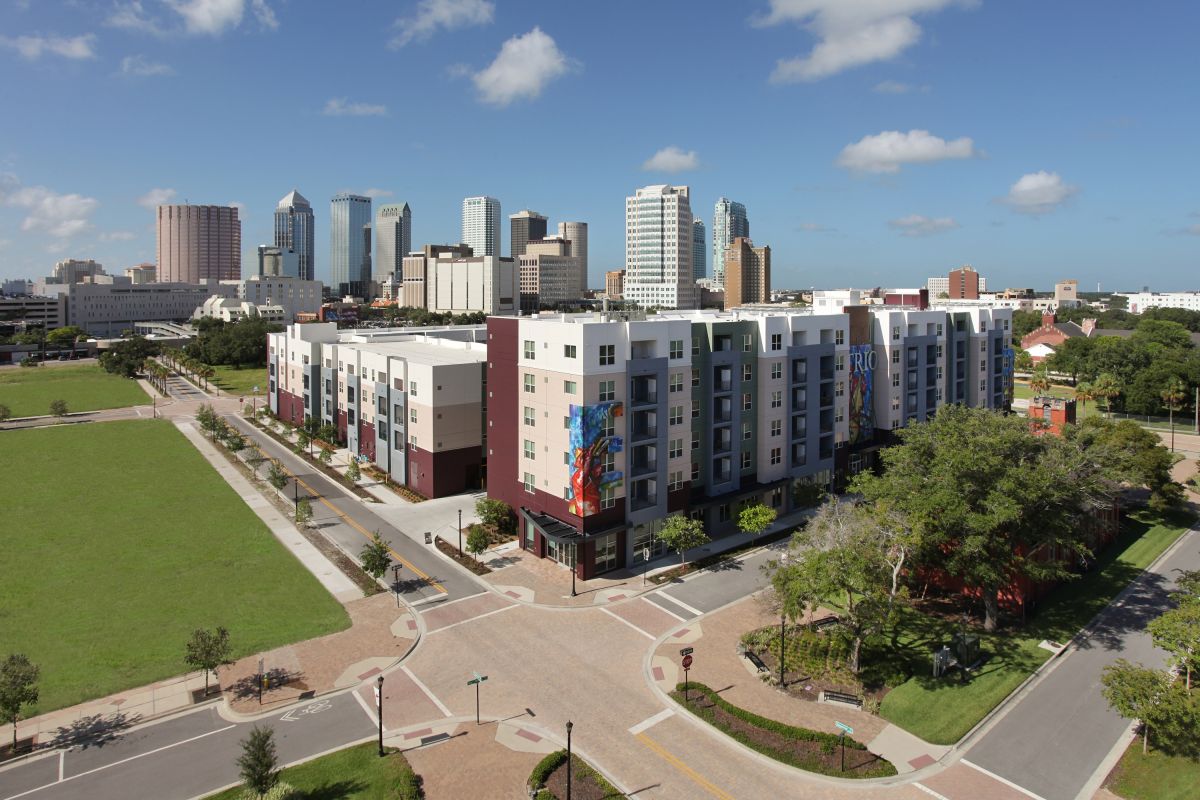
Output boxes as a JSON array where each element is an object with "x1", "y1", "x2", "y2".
[
  {"x1": 692, "y1": 219, "x2": 706, "y2": 281},
  {"x1": 330, "y1": 193, "x2": 372, "y2": 297},
  {"x1": 374, "y1": 202, "x2": 412, "y2": 284},
  {"x1": 275, "y1": 190, "x2": 314, "y2": 281},
  {"x1": 712, "y1": 198, "x2": 749, "y2": 288},
  {"x1": 557, "y1": 221, "x2": 588, "y2": 293},
  {"x1": 624, "y1": 185, "x2": 698, "y2": 310},
  {"x1": 462, "y1": 196, "x2": 501, "y2": 257}
]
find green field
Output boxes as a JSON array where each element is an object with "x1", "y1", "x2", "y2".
[
  {"x1": 0, "y1": 364, "x2": 149, "y2": 418},
  {"x1": 206, "y1": 743, "x2": 422, "y2": 800},
  {"x1": 1107, "y1": 741, "x2": 1200, "y2": 800},
  {"x1": 209, "y1": 365, "x2": 268, "y2": 397},
  {"x1": 879, "y1": 508, "x2": 1194, "y2": 744},
  {"x1": 0, "y1": 420, "x2": 349, "y2": 713}
]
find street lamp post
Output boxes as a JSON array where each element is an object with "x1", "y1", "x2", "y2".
[
  {"x1": 565, "y1": 720, "x2": 573, "y2": 800},
  {"x1": 376, "y1": 675, "x2": 385, "y2": 757},
  {"x1": 571, "y1": 543, "x2": 577, "y2": 597},
  {"x1": 458, "y1": 509, "x2": 463, "y2": 557},
  {"x1": 779, "y1": 613, "x2": 786, "y2": 689}
]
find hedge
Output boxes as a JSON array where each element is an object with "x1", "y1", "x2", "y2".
[
  {"x1": 527, "y1": 749, "x2": 625, "y2": 799},
  {"x1": 529, "y1": 750, "x2": 569, "y2": 789}
]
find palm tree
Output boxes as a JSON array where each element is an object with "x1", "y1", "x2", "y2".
[
  {"x1": 1029, "y1": 365, "x2": 1052, "y2": 396},
  {"x1": 1161, "y1": 377, "x2": 1187, "y2": 453},
  {"x1": 1093, "y1": 373, "x2": 1120, "y2": 419},
  {"x1": 1073, "y1": 382, "x2": 1095, "y2": 416}
]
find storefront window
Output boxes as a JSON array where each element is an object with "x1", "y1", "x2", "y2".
[
  {"x1": 631, "y1": 520, "x2": 667, "y2": 563},
  {"x1": 595, "y1": 533, "x2": 617, "y2": 574}
]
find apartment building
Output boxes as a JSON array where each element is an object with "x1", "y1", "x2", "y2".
[
  {"x1": 723, "y1": 237, "x2": 770, "y2": 307},
  {"x1": 605, "y1": 270, "x2": 625, "y2": 300},
  {"x1": 486, "y1": 305, "x2": 1012, "y2": 580},
  {"x1": 267, "y1": 323, "x2": 488, "y2": 498},
  {"x1": 1117, "y1": 291, "x2": 1200, "y2": 313}
]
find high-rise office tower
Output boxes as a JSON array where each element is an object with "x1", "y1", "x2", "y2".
[
  {"x1": 723, "y1": 237, "x2": 770, "y2": 307},
  {"x1": 557, "y1": 221, "x2": 588, "y2": 293},
  {"x1": 274, "y1": 190, "x2": 314, "y2": 281},
  {"x1": 330, "y1": 193, "x2": 372, "y2": 297},
  {"x1": 692, "y1": 219, "x2": 706, "y2": 281},
  {"x1": 462, "y1": 196, "x2": 501, "y2": 257},
  {"x1": 375, "y1": 202, "x2": 412, "y2": 284},
  {"x1": 624, "y1": 185, "x2": 698, "y2": 310},
  {"x1": 509, "y1": 210, "x2": 547, "y2": 258},
  {"x1": 712, "y1": 198, "x2": 749, "y2": 288},
  {"x1": 157, "y1": 204, "x2": 241, "y2": 283}
]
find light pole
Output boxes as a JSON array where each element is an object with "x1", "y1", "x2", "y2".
[
  {"x1": 458, "y1": 508, "x2": 463, "y2": 557},
  {"x1": 779, "y1": 613, "x2": 786, "y2": 689},
  {"x1": 376, "y1": 675, "x2": 385, "y2": 757},
  {"x1": 565, "y1": 720, "x2": 573, "y2": 800},
  {"x1": 570, "y1": 543, "x2": 577, "y2": 597}
]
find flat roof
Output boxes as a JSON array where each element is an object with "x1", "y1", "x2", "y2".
[{"x1": 339, "y1": 338, "x2": 487, "y2": 366}]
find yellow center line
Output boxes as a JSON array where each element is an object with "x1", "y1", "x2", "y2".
[
  {"x1": 254, "y1": 444, "x2": 447, "y2": 594},
  {"x1": 634, "y1": 732, "x2": 737, "y2": 800}
]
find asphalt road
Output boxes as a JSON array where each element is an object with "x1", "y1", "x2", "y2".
[
  {"x1": 227, "y1": 415, "x2": 485, "y2": 606},
  {"x1": 0, "y1": 695, "x2": 373, "y2": 800},
  {"x1": 644, "y1": 539, "x2": 786, "y2": 618},
  {"x1": 965, "y1": 526, "x2": 1199, "y2": 800}
]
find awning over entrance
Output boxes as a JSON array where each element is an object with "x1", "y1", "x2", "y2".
[{"x1": 519, "y1": 508, "x2": 621, "y2": 544}]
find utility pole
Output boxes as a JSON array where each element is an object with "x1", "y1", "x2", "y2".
[{"x1": 376, "y1": 675, "x2": 385, "y2": 757}]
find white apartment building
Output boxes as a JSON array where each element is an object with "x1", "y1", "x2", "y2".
[
  {"x1": 222, "y1": 275, "x2": 323, "y2": 320},
  {"x1": 625, "y1": 185, "x2": 699, "y2": 310},
  {"x1": 462, "y1": 196, "x2": 501, "y2": 257},
  {"x1": 1117, "y1": 291, "x2": 1200, "y2": 313}
]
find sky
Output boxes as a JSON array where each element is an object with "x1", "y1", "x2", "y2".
[{"x1": 0, "y1": 0, "x2": 1197, "y2": 291}]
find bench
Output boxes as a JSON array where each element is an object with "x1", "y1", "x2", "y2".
[
  {"x1": 822, "y1": 690, "x2": 864, "y2": 708},
  {"x1": 812, "y1": 615, "x2": 840, "y2": 631},
  {"x1": 744, "y1": 651, "x2": 769, "y2": 673}
]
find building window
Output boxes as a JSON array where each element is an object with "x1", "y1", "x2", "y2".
[
  {"x1": 410, "y1": 408, "x2": 417, "y2": 423},
  {"x1": 524, "y1": 472, "x2": 535, "y2": 493},
  {"x1": 835, "y1": 408, "x2": 844, "y2": 423},
  {"x1": 770, "y1": 333, "x2": 782, "y2": 351},
  {"x1": 410, "y1": 434, "x2": 417, "y2": 447},
  {"x1": 892, "y1": 397, "x2": 901, "y2": 411},
  {"x1": 743, "y1": 364, "x2": 753, "y2": 382},
  {"x1": 410, "y1": 381, "x2": 417, "y2": 397},
  {"x1": 524, "y1": 374, "x2": 535, "y2": 393},
  {"x1": 892, "y1": 373, "x2": 900, "y2": 387},
  {"x1": 669, "y1": 439, "x2": 683, "y2": 459},
  {"x1": 600, "y1": 452, "x2": 615, "y2": 472},
  {"x1": 601, "y1": 484, "x2": 616, "y2": 509},
  {"x1": 692, "y1": 336, "x2": 700, "y2": 355},
  {"x1": 564, "y1": 344, "x2": 577, "y2": 358},
  {"x1": 691, "y1": 461, "x2": 700, "y2": 480},
  {"x1": 742, "y1": 421, "x2": 752, "y2": 440},
  {"x1": 348, "y1": 410, "x2": 356, "y2": 425},
  {"x1": 523, "y1": 440, "x2": 535, "y2": 460},
  {"x1": 835, "y1": 330, "x2": 845, "y2": 346},
  {"x1": 835, "y1": 381, "x2": 844, "y2": 398},
  {"x1": 563, "y1": 415, "x2": 570, "y2": 429},
  {"x1": 670, "y1": 339, "x2": 683, "y2": 359},
  {"x1": 564, "y1": 380, "x2": 577, "y2": 394},
  {"x1": 719, "y1": 504, "x2": 732, "y2": 523},
  {"x1": 771, "y1": 390, "x2": 782, "y2": 408},
  {"x1": 524, "y1": 340, "x2": 535, "y2": 359},
  {"x1": 601, "y1": 416, "x2": 615, "y2": 438},
  {"x1": 692, "y1": 399, "x2": 700, "y2": 418},
  {"x1": 599, "y1": 344, "x2": 615, "y2": 366},
  {"x1": 771, "y1": 420, "x2": 782, "y2": 437},
  {"x1": 742, "y1": 333, "x2": 752, "y2": 352},
  {"x1": 892, "y1": 326, "x2": 901, "y2": 341},
  {"x1": 668, "y1": 471, "x2": 684, "y2": 491},
  {"x1": 742, "y1": 393, "x2": 753, "y2": 411},
  {"x1": 599, "y1": 380, "x2": 615, "y2": 402},
  {"x1": 771, "y1": 363, "x2": 782, "y2": 380},
  {"x1": 670, "y1": 406, "x2": 683, "y2": 426},
  {"x1": 669, "y1": 373, "x2": 683, "y2": 393},
  {"x1": 770, "y1": 447, "x2": 782, "y2": 465},
  {"x1": 524, "y1": 406, "x2": 535, "y2": 426},
  {"x1": 741, "y1": 451, "x2": 752, "y2": 469},
  {"x1": 836, "y1": 354, "x2": 845, "y2": 372},
  {"x1": 691, "y1": 429, "x2": 700, "y2": 450},
  {"x1": 691, "y1": 368, "x2": 700, "y2": 387},
  {"x1": 892, "y1": 349, "x2": 900, "y2": 364}
]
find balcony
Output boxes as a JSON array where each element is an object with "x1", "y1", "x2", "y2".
[
  {"x1": 713, "y1": 397, "x2": 733, "y2": 424},
  {"x1": 792, "y1": 388, "x2": 807, "y2": 411},
  {"x1": 631, "y1": 410, "x2": 658, "y2": 441},
  {"x1": 712, "y1": 429, "x2": 732, "y2": 453},
  {"x1": 791, "y1": 417, "x2": 807, "y2": 439},
  {"x1": 819, "y1": 388, "x2": 834, "y2": 408},
  {"x1": 629, "y1": 479, "x2": 658, "y2": 511},
  {"x1": 713, "y1": 366, "x2": 733, "y2": 393},
  {"x1": 712, "y1": 457, "x2": 732, "y2": 484},
  {"x1": 631, "y1": 376, "x2": 658, "y2": 406},
  {"x1": 791, "y1": 361, "x2": 808, "y2": 383}
]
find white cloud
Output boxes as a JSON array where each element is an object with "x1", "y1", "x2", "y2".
[
  {"x1": 472, "y1": 27, "x2": 572, "y2": 107},
  {"x1": 641, "y1": 146, "x2": 700, "y2": 173},
  {"x1": 137, "y1": 187, "x2": 177, "y2": 209},
  {"x1": 109, "y1": 0, "x2": 275, "y2": 37},
  {"x1": 101, "y1": 230, "x2": 138, "y2": 242},
  {"x1": 873, "y1": 80, "x2": 928, "y2": 94},
  {"x1": 797, "y1": 222, "x2": 835, "y2": 233},
  {"x1": 120, "y1": 54, "x2": 175, "y2": 76},
  {"x1": 362, "y1": 188, "x2": 393, "y2": 199},
  {"x1": 0, "y1": 34, "x2": 97, "y2": 60},
  {"x1": 888, "y1": 214, "x2": 959, "y2": 236},
  {"x1": 754, "y1": 0, "x2": 975, "y2": 83},
  {"x1": 167, "y1": 0, "x2": 245, "y2": 35},
  {"x1": 836, "y1": 129, "x2": 976, "y2": 174},
  {"x1": 4, "y1": 184, "x2": 98, "y2": 239},
  {"x1": 1001, "y1": 171, "x2": 1078, "y2": 215},
  {"x1": 390, "y1": 0, "x2": 494, "y2": 48},
  {"x1": 250, "y1": 0, "x2": 278, "y2": 30},
  {"x1": 107, "y1": 2, "x2": 166, "y2": 35},
  {"x1": 322, "y1": 97, "x2": 388, "y2": 117}
]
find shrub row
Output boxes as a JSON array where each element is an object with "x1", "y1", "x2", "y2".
[
  {"x1": 528, "y1": 750, "x2": 569, "y2": 789},
  {"x1": 677, "y1": 682, "x2": 867, "y2": 750}
]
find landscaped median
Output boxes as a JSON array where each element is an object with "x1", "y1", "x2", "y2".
[
  {"x1": 527, "y1": 748, "x2": 625, "y2": 800},
  {"x1": 204, "y1": 742, "x2": 423, "y2": 799},
  {"x1": 669, "y1": 682, "x2": 896, "y2": 778}
]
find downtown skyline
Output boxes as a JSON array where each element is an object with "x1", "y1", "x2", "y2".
[{"x1": 0, "y1": 1, "x2": 1197, "y2": 291}]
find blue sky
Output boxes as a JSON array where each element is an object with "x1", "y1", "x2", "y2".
[{"x1": 0, "y1": 0, "x2": 1197, "y2": 291}]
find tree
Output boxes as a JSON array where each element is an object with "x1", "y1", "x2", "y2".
[
  {"x1": 475, "y1": 498, "x2": 514, "y2": 533},
  {"x1": 466, "y1": 526, "x2": 490, "y2": 561},
  {"x1": 245, "y1": 450, "x2": 265, "y2": 479},
  {"x1": 1092, "y1": 372, "x2": 1120, "y2": 418},
  {"x1": 1014, "y1": 350, "x2": 1034, "y2": 373},
  {"x1": 657, "y1": 515, "x2": 710, "y2": 567},
  {"x1": 295, "y1": 428, "x2": 311, "y2": 457},
  {"x1": 360, "y1": 532, "x2": 392, "y2": 579},
  {"x1": 1161, "y1": 377, "x2": 1187, "y2": 452},
  {"x1": 49, "y1": 399, "x2": 68, "y2": 417},
  {"x1": 184, "y1": 627, "x2": 231, "y2": 696},
  {"x1": 0, "y1": 654, "x2": 39, "y2": 751},
  {"x1": 98, "y1": 336, "x2": 161, "y2": 378},
  {"x1": 345, "y1": 459, "x2": 361, "y2": 485},
  {"x1": 1102, "y1": 659, "x2": 1170, "y2": 754},
  {"x1": 1029, "y1": 364, "x2": 1052, "y2": 396},
  {"x1": 237, "y1": 725, "x2": 279, "y2": 797},
  {"x1": 1065, "y1": 416, "x2": 1181, "y2": 510},
  {"x1": 737, "y1": 503, "x2": 777, "y2": 544},
  {"x1": 0, "y1": 404, "x2": 11, "y2": 422},
  {"x1": 1073, "y1": 381, "x2": 1096, "y2": 414},
  {"x1": 294, "y1": 497, "x2": 313, "y2": 527},
  {"x1": 267, "y1": 459, "x2": 289, "y2": 491},
  {"x1": 195, "y1": 404, "x2": 216, "y2": 436},
  {"x1": 1148, "y1": 602, "x2": 1200, "y2": 692},
  {"x1": 225, "y1": 432, "x2": 246, "y2": 453},
  {"x1": 318, "y1": 447, "x2": 333, "y2": 465},
  {"x1": 45, "y1": 325, "x2": 87, "y2": 349}
]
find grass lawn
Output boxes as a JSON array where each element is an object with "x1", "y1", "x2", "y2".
[
  {"x1": 0, "y1": 420, "x2": 349, "y2": 714},
  {"x1": 206, "y1": 743, "x2": 421, "y2": 799},
  {"x1": 0, "y1": 364, "x2": 148, "y2": 418},
  {"x1": 879, "y1": 508, "x2": 1195, "y2": 744},
  {"x1": 1105, "y1": 741, "x2": 1200, "y2": 800},
  {"x1": 209, "y1": 365, "x2": 268, "y2": 397}
]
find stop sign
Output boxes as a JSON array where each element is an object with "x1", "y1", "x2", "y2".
[{"x1": 681, "y1": 654, "x2": 693, "y2": 669}]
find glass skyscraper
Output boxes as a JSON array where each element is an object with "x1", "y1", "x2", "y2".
[
  {"x1": 374, "y1": 202, "x2": 412, "y2": 284},
  {"x1": 692, "y1": 219, "x2": 706, "y2": 281},
  {"x1": 274, "y1": 190, "x2": 314, "y2": 280},
  {"x1": 330, "y1": 193, "x2": 372, "y2": 298},
  {"x1": 712, "y1": 198, "x2": 749, "y2": 288},
  {"x1": 462, "y1": 196, "x2": 501, "y2": 257}
]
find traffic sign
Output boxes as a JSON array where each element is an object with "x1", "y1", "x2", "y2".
[
  {"x1": 681, "y1": 654, "x2": 693, "y2": 669},
  {"x1": 679, "y1": 647, "x2": 694, "y2": 657},
  {"x1": 835, "y1": 721, "x2": 854, "y2": 735}
]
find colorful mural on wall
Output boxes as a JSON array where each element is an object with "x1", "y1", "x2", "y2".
[
  {"x1": 847, "y1": 343, "x2": 875, "y2": 445},
  {"x1": 567, "y1": 402, "x2": 624, "y2": 517}
]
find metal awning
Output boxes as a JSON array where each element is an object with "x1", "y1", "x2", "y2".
[{"x1": 519, "y1": 508, "x2": 621, "y2": 544}]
